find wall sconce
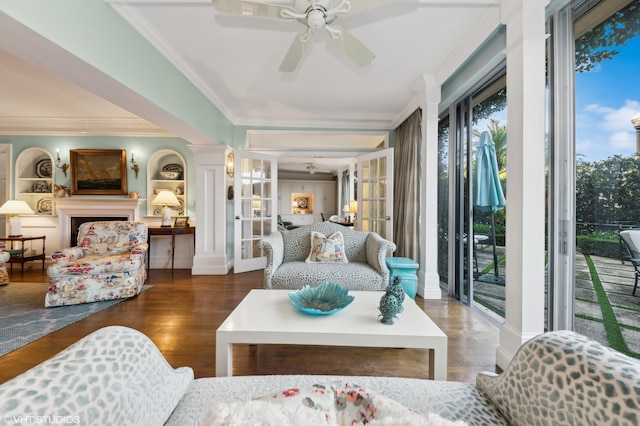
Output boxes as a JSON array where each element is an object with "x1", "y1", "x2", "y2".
[
  {"x1": 226, "y1": 152, "x2": 234, "y2": 177},
  {"x1": 56, "y1": 149, "x2": 69, "y2": 178},
  {"x1": 130, "y1": 150, "x2": 140, "y2": 179}
]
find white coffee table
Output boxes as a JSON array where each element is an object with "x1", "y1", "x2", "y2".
[{"x1": 216, "y1": 289, "x2": 448, "y2": 380}]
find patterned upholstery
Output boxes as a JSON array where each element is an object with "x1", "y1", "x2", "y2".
[
  {"x1": 258, "y1": 222, "x2": 396, "y2": 290},
  {"x1": 168, "y1": 375, "x2": 508, "y2": 426},
  {"x1": 476, "y1": 330, "x2": 640, "y2": 426},
  {"x1": 0, "y1": 326, "x2": 193, "y2": 425},
  {"x1": 45, "y1": 221, "x2": 148, "y2": 307},
  {"x1": 0, "y1": 251, "x2": 10, "y2": 285},
  {"x1": 1, "y1": 327, "x2": 638, "y2": 426}
]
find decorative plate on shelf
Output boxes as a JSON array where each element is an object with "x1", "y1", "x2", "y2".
[
  {"x1": 162, "y1": 164, "x2": 183, "y2": 179},
  {"x1": 37, "y1": 198, "x2": 53, "y2": 214},
  {"x1": 170, "y1": 198, "x2": 185, "y2": 214},
  {"x1": 35, "y1": 159, "x2": 52, "y2": 178},
  {"x1": 32, "y1": 180, "x2": 49, "y2": 193},
  {"x1": 288, "y1": 282, "x2": 354, "y2": 315},
  {"x1": 174, "y1": 184, "x2": 184, "y2": 195}
]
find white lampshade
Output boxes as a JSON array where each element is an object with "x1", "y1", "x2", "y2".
[
  {"x1": 152, "y1": 191, "x2": 180, "y2": 227},
  {"x1": 0, "y1": 200, "x2": 35, "y2": 237},
  {"x1": 152, "y1": 190, "x2": 180, "y2": 207}
]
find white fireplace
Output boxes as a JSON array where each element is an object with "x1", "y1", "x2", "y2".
[{"x1": 55, "y1": 198, "x2": 143, "y2": 248}]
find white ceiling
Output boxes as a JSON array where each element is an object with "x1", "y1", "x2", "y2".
[{"x1": 0, "y1": 0, "x2": 501, "y2": 173}]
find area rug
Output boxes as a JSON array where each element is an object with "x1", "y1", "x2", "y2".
[{"x1": 0, "y1": 282, "x2": 151, "y2": 357}]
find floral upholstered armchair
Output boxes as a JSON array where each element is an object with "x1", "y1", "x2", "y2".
[
  {"x1": 45, "y1": 221, "x2": 148, "y2": 307},
  {"x1": 0, "y1": 251, "x2": 10, "y2": 285}
]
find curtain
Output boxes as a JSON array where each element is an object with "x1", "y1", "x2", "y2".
[
  {"x1": 341, "y1": 169, "x2": 350, "y2": 217},
  {"x1": 393, "y1": 108, "x2": 421, "y2": 260}
]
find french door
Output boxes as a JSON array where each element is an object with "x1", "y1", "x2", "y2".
[
  {"x1": 233, "y1": 151, "x2": 277, "y2": 273},
  {"x1": 356, "y1": 148, "x2": 394, "y2": 241}
]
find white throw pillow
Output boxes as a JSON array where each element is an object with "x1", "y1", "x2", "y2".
[
  {"x1": 201, "y1": 380, "x2": 469, "y2": 426},
  {"x1": 201, "y1": 401, "x2": 467, "y2": 426},
  {"x1": 202, "y1": 399, "x2": 335, "y2": 426},
  {"x1": 306, "y1": 231, "x2": 348, "y2": 263}
]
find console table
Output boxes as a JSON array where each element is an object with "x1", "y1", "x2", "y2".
[
  {"x1": 147, "y1": 226, "x2": 195, "y2": 272},
  {"x1": 0, "y1": 235, "x2": 46, "y2": 273}
]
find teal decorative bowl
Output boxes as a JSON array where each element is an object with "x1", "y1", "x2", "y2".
[{"x1": 288, "y1": 282, "x2": 354, "y2": 315}]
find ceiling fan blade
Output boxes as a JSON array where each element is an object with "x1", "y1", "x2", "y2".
[
  {"x1": 326, "y1": 25, "x2": 375, "y2": 67},
  {"x1": 279, "y1": 32, "x2": 308, "y2": 73},
  {"x1": 341, "y1": 0, "x2": 405, "y2": 17},
  {"x1": 212, "y1": 0, "x2": 291, "y2": 19}
]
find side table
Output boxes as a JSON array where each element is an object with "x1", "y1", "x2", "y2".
[
  {"x1": 385, "y1": 257, "x2": 420, "y2": 299},
  {"x1": 0, "y1": 235, "x2": 46, "y2": 273},
  {"x1": 147, "y1": 226, "x2": 195, "y2": 272}
]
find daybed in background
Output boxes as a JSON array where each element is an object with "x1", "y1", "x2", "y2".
[{"x1": 45, "y1": 221, "x2": 148, "y2": 307}]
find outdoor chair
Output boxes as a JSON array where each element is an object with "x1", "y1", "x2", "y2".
[{"x1": 619, "y1": 229, "x2": 640, "y2": 296}]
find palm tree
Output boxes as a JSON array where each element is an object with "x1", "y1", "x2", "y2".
[{"x1": 487, "y1": 119, "x2": 506, "y2": 173}]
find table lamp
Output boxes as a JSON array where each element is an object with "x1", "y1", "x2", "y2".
[
  {"x1": 0, "y1": 200, "x2": 35, "y2": 237},
  {"x1": 349, "y1": 200, "x2": 357, "y2": 224},
  {"x1": 152, "y1": 190, "x2": 180, "y2": 227}
]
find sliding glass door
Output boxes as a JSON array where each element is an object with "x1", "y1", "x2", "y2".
[{"x1": 439, "y1": 70, "x2": 507, "y2": 318}]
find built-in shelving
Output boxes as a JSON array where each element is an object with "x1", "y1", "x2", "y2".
[
  {"x1": 146, "y1": 149, "x2": 187, "y2": 217},
  {"x1": 15, "y1": 147, "x2": 54, "y2": 216}
]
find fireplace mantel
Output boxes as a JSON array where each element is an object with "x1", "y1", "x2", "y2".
[{"x1": 56, "y1": 198, "x2": 144, "y2": 248}]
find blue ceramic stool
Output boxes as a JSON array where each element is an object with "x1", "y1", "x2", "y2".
[{"x1": 385, "y1": 257, "x2": 419, "y2": 299}]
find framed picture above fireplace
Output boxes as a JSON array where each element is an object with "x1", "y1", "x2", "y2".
[{"x1": 70, "y1": 149, "x2": 128, "y2": 195}]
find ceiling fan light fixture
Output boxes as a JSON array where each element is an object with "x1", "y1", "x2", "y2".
[
  {"x1": 307, "y1": 9, "x2": 326, "y2": 28},
  {"x1": 214, "y1": 0, "x2": 389, "y2": 72}
]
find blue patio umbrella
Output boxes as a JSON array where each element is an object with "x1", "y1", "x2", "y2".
[{"x1": 473, "y1": 131, "x2": 506, "y2": 280}]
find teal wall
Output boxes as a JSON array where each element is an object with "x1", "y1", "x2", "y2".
[
  {"x1": 0, "y1": 0, "x2": 233, "y2": 145},
  {"x1": 0, "y1": 135, "x2": 195, "y2": 217}
]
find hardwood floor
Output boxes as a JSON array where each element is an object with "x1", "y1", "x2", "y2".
[{"x1": 0, "y1": 268, "x2": 501, "y2": 385}]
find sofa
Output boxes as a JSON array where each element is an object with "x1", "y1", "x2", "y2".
[
  {"x1": 45, "y1": 221, "x2": 148, "y2": 307},
  {"x1": 258, "y1": 222, "x2": 396, "y2": 290},
  {"x1": 1, "y1": 326, "x2": 638, "y2": 426}
]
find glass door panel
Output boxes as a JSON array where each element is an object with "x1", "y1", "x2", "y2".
[
  {"x1": 572, "y1": 0, "x2": 640, "y2": 357},
  {"x1": 357, "y1": 149, "x2": 394, "y2": 239},
  {"x1": 438, "y1": 116, "x2": 451, "y2": 286},
  {"x1": 234, "y1": 151, "x2": 277, "y2": 273}
]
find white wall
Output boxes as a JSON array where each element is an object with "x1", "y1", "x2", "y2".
[{"x1": 278, "y1": 179, "x2": 337, "y2": 219}]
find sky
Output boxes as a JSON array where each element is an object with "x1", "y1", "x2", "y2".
[{"x1": 575, "y1": 34, "x2": 640, "y2": 162}]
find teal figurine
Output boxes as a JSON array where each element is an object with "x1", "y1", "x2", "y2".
[
  {"x1": 388, "y1": 276, "x2": 405, "y2": 313},
  {"x1": 378, "y1": 293, "x2": 400, "y2": 325}
]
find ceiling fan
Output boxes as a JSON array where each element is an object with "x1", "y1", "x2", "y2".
[{"x1": 211, "y1": 0, "x2": 401, "y2": 72}]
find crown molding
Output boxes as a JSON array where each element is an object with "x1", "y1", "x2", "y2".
[
  {"x1": 108, "y1": 3, "x2": 238, "y2": 124},
  {"x1": 0, "y1": 117, "x2": 174, "y2": 136}
]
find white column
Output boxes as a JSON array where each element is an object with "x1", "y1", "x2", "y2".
[
  {"x1": 417, "y1": 74, "x2": 443, "y2": 299},
  {"x1": 497, "y1": 0, "x2": 549, "y2": 368},
  {"x1": 189, "y1": 144, "x2": 229, "y2": 275}
]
